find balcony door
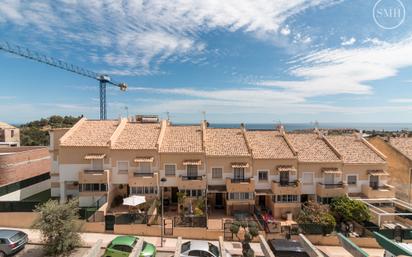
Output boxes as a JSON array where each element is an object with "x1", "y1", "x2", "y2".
[
  {"x1": 234, "y1": 168, "x2": 245, "y2": 180},
  {"x1": 280, "y1": 171, "x2": 289, "y2": 185},
  {"x1": 92, "y1": 159, "x2": 103, "y2": 170},
  {"x1": 187, "y1": 165, "x2": 198, "y2": 178},
  {"x1": 324, "y1": 173, "x2": 334, "y2": 185},
  {"x1": 370, "y1": 175, "x2": 379, "y2": 189}
]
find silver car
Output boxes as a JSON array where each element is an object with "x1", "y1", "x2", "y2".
[
  {"x1": 0, "y1": 229, "x2": 28, "y2": 257},
  {"x1": 181, "y1": 241, "x2": 220, "y2": 257}
]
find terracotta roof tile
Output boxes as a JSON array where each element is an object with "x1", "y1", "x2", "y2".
[
  {"x1": 160, "y1": 125, "x2": 203, "y2": 153},
  {"x1": 61, "y1": 120, "x2": 118, "y2": 147},
  {"x1": 205, "y1": 128, "x2": 250, "y2": 156},
  {"x1": 326, "y1": 135, "x2": 385, "y2": 164},
  {"x1": 113, "y1": 123, "x2": 160, "y2": 150},
  {"x1": 390, "y1": 137, "x2": 412, "y2": 160},
  {"x1": 245, "y1": 131, "x2": 295, "y2": 159},
  {"x1": 287, "y1": 133, "x2": 340, "y2": 162}
]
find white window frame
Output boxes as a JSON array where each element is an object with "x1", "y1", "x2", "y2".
[
  {"x1": 346, "y1": 174, "x2": 358, "y2": 186},
  {"x1": 91, "y1": 159, "x2": 103, "y2": 170},
  {"x1": 211, "y1": 167, "x2": 223, "y2": 179},
  {"x1": 117, "y1": 161, "x2": 129, "y2": 174},
  {"x1": 139, "y1": 162, "x2": 152, "y2": 173},
  {"x1": 302, "y1": 172, "x2": 314, "y2": 184},
  {"x1": 164, "y1": 163, "x2": 176, "y2": 176},
  {"x1": 258, "y1": 170, "x2": 269, "y2": 182}
]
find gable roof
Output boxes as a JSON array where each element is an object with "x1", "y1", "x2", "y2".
[
  {"x1": 0, "y1": 122, "x2": 16, "y2": 129},
  {"x1": 159, "y1": 125, "x2": 203, "y2": 153},
  {"x1": 112, "y1": 123, "x2": 161, "y2": 150},
  {"x1": 326, "y1": 135, "x2": 385, "y2": 164},
  {"x1": 287, "y1": 133, "x2": 341, "y2": 162},
  {"x1": 60, "y1": 120, "x2": 119, "y2": 147},
  {"x1": 205, "y1": 128, "x2": 250, "y2": 156},
  {"x1": 245, "y1": 130, "x2": 295, "y2": 159},
  {"x1": 389, "y1": 137, "x2": 412, "y2": 161}
]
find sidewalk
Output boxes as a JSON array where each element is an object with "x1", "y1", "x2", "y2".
[
  {"x1": 0, "y1": 227, "x2": 178, "y2": 252},
  {"x1": 0, "y1": 226, "x2": 265, "y2": 256}
]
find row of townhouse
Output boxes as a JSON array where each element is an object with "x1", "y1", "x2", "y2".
[{"x1": 49, "y1": 117, "x2": 394, "y2": 218}]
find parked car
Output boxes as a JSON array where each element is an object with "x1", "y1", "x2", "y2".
[
  {"x1": 0, "y1": 229, "x2": 28, "y2": 257},
  {"x1": 103, "y1": 235, "x2": 156, "y2": 257},
  {"x1": 180, "y1": 241, "x2": 220, "y2": 257}
]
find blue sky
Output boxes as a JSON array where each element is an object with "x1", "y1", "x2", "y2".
[{"x1": 1, "y1": 0, "x2": 412, "y2": 124}]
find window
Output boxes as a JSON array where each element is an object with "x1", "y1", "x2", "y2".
[
  {"x1": 118, "y1": 161, "x2": 128, "y2": 174},
  {"x1": 187, "y1": 165, "x2": 198, "y2": 177},
  {"x1": 10, "y1": 130, "x2": 14, "y2": 138},
  {"x1": 347, "y1": 175, "x2": 357, "y2": 186},
  {"x1": 302, "y1": 172, "x2": 314, "y2": 184},
  {"x1": 130, "y1": 186, "x2": 158, "y2": 195},
  {"x1": 79, "y1": 183, "x2": 107, "y2": 192},
  {"x1": 139, "y1": 162, "x2": 151, "y2": 173},
  {"x1": 370, "y1": 175, "x2": 379, "y2": 189},
  {"x1": 258, "y1": 171, "x2": 268, "y2": 181},
  {"x1": 91, "y1": 159, "x2": 103, "y2": 170},
  {"x1": 275, "y1": 195, "x2": 299, "y2": 203},
  {"x1": 228, "y1": 192, "x2": 253, "y2": 200},
  {"x1": 280, "y1": 171, "x2": 289, "y2": 185},
  {"x1": 212, "y1": 168, "x2": 223, "y2": 179},
  {"x1": 165, "y1": 164, "x2": 176, "y2": 176},
  {"x1": 180, "y1": 189, "x2": 203, "y2": 197},
  {"x1": 234, "y1": 168, "x2": 245, "y2": 179}
]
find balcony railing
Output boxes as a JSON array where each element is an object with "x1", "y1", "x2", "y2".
[
  {"x1": 133, "y1": 172, "x2": 154, "y2": 177},
  {"x1": 231, "y1": 178, "x2": 251, "y2": 183},
  {"x1": 273, "y1": 180, "x2": 299, "y2": 187},
  {"x1": 318, "y1": 183, "x2": 345, "y2": 189},
  {"x1": 181, "y1": 176, "x2": 203, "y2": 180},
  {"x1": 84, "y1": 169, "x2": 105, "y2": 174}
]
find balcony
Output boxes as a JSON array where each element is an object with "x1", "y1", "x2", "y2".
[
  {"x1": 226, "y1": 177, "x2": 255, "y2": 192},
  {"x1": 128, "y1": 172, "x2": 158, "y2": 187},
  {"x1": 177, "y1": 175, "x2": 206, "y2": 190},
  {"x1": 316, "y1": 182, "x2": 348, "y2": 198},
  {"x1": 361, "y1": 184, "x2": 395, "y2": 198},
  {"x1": 271, "y1": 180, "x2": 301, "y2": 195},
  {"x1": 79, "y1": 169, "x2": 110, "y2": 184}
]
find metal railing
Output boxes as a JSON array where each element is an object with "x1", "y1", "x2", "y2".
[
  {"x1": 84, "y1": 169, "x2": 105, "y2": 174},
  {"x1": 181, "y1": 175, "x2": 203, "y2": 180},
  {"x1": 318, "y1": 182, "x2": 345, "y2": 189},
  {"x1": 273, "y1": 180, "x2": 299, "y2": 187},
  {"x1": 133, "y1": 172, "x2": 154, "y2": 177},
  {"x1": 174, "y1": 216, "x2": 207, "y2": 227},
  {"x1": 230, "y1": 178, "x2": 251, "y2": 183}
]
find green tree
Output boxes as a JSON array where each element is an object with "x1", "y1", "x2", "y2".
[
  {"x1": 33, "y1": 199, "x2": 82, "y2": 256},
  {"x1": 297, "y1": 201, "x2": 336, "y2": 234},
  {"x1": 230, "y1": 221, "x2": 259, "y2": 257},
  {"x1": 330, "y1": 196, "x2": 370, "y2": 223}
]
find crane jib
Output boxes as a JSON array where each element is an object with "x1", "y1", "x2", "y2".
[{"x1": 0, "y1": 41, "x2": 127, "y2": 120}]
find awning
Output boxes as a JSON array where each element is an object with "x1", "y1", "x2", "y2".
[
  {"x1": 134, "y1": 157, "x2": 154, "y2": 163},
  {"x1": 123, "y1": 195, "x2": 146, "y2": 206},
  {"x1": 368, "y1": 170, "x2": 389, "y2": 176},
  {"x1": 208, "y1": 185, "x2": 227, "y2": 193},
  {"x1": 231, "y1": 162, "x2": 249, "y2": 168},
  {"x1": 277, "y1": 165, "x2": 297, "y2": 172},
  {"x1": 183, "y1": 160, "x2": 202, "y2": 166},
  {"x1": 322, "y1": 168, "x2": 342, "y2": 174},
  {"x1": 84, "y1": 153, "x2": 106, "y2": 160}
]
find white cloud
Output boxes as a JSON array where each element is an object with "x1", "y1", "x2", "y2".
[
  {"x1": 257, "y1": 34, "x2": 412, "y2": 98},
  {"x1": 0, "y1": 0, "x2": 338, "y2": 74},
  {"x1": 340, "y1": 36, "x2": 356, "y2": 46},
  {"x1": 388, "y1": 98, "x2": 412, "y2": 103},
  {"x1": 280, "y1": 26, "x2": 291, "y2": 36}
]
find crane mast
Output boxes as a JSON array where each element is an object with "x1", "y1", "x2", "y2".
[{"x1": 0, "y1": 42, "x2": 127, "y2": 120}]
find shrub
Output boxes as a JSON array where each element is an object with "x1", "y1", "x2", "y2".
[
  {"x1": 297, "y1": 201, "x2": 336, "y2": 227},
  {"x1": 330, "y1": 196, "x2": 370, "y2": 223},
  {"x1": 33, "y1": 199, "x2": 82, "y2": 256}
]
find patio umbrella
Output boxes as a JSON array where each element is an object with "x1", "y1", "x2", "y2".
[{"x1": 122, "y1": 195, "x2": 146, "y2": 206}]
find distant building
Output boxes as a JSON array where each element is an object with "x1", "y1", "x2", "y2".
[
  {"x1": 0, "y1": 122, "x2": 20, "y2": 147},
  {"x1": 0, "y1": 147, "x2": 51, "y2": 211}
]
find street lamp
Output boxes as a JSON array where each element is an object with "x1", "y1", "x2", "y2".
[{"x1": 160, "y1": 177, "x2": 167, "y2": 247}]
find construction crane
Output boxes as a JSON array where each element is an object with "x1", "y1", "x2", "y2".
[{"x1": 0, "y1": 42, "x2": 127, "y2": 120}]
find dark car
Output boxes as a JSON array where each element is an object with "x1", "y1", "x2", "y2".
[
  {"x1": 0, "y1": 229, "x2": 28, "y2": 257},
  {"x1": 268, "y1": 239, "x2": 310, "y2": 257}
]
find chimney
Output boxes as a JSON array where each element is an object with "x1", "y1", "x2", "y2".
[
  {"x1": 356, "y1": 130, "x2": 363, "y2": 141},
  {"x1": 277, "y1": 124, "x2": 285, "y2": 135}
]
